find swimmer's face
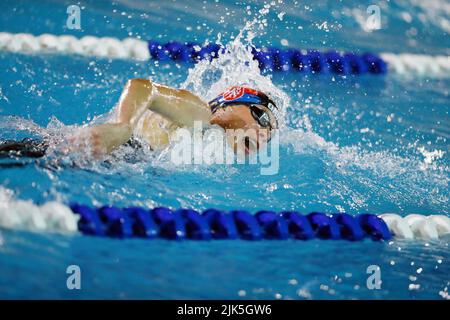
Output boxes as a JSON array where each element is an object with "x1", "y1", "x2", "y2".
[{"x1": 209, "y1": 104, "x2": 272, "y2": 154}]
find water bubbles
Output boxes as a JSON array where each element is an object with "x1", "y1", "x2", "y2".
[
  {"x1": 295, "y1": 288, "x2": 307, "y2": 298},
  {"x1": 0, "y1": 85, "x2": 9, "y2": 103},
  {"x1": 417, "y1": 146, "x2": 444, "y2": 170},
  {"x1": 400, "y1": 12, "x2": 413, "y2": 23},
  {"x1": 246, "y1": 5, "x2": 252, "y2": 16},
  {"x1": 265, "y1": 183, "x2": 278, "y2": 192},
  {"x1": 386, "y1": 113, "x2": 394, "y2": 122},
  {"x1": 439, "y1": 289, "x2": 450, "y2": 300},
  {"x1": 316, "y1": 21, "x2": 330, "y2": 32},
  {"x1": 408, "y1": 283, "x2": 420, "y2": 290},
  {"x1": 319, "y1": 284, "x2": 329, "y2": 291}
]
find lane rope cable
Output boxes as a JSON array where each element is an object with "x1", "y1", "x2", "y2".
[
  {"x1": 0, "y1": 32, "x2": 449, "y2": 77},
  {"x1": 0, "y1": 200, "x2": 449, "y2": 241}
]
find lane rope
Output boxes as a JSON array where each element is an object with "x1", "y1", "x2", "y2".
[
  {"x1": 1, "y1": 32, "x2": 449, "y2": 77},
  {"x1": 1, "y1": 199, "x2": 449, "y2": 241}
]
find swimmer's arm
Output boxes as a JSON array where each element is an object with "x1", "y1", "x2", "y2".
[
  {"x1": 150, "y1": 84, "x2": 212, "y2": 127},
  {"x1": 85, "y1": 78, "x2": 210, "y2": 155},
  {"x1": 117, "y1": 78, "x2": 211, "y2": 127}
]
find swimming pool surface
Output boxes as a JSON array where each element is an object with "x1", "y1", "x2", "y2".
[{"x1": 0, "y1": 0, "x2": 449, "y2": 299}]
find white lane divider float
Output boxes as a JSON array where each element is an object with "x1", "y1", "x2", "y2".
[
  {"x1": 380, "y1": 213, "x2": 450, "y2": 240},
  {"x1": 0, "y1": 32, "x2": 150, "y2": 60},
  {"x1": 0, "y1": 200, "x2": 79, "y2": 234}
]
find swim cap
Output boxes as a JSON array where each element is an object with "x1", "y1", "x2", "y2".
[{"x1": 208, "y1": 86, "x2": 278, "y2": 129}]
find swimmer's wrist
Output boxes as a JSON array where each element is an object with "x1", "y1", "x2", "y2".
[{"x1": 89, "y1": 123, "x2": 133, "y2": 155}]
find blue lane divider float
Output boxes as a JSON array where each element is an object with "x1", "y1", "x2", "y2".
[
  {"x1": 69, "y1": 204, "x2": 392, "y2": 241},
  {"x1": 148, "y1": 40, "x2": 388, "y2": 75}
]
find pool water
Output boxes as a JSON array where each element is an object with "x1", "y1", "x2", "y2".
[{"x1": 0, "y1": 0, "x2": 449, "y2": 299}]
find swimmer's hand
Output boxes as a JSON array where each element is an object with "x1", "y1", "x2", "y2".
[
  {"x1": 66, "y1": 123, "x2": 132, "y2": 157},
  {"x1": 89, "y1": 123, "x2": 132, "y2": 156}
]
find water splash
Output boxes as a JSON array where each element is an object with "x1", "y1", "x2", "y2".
[
  {"x1": 182, "y1": 2, "x2": 290, "y2": 127},
  {"x1": 0, "y1": 116, "x2": 49, "y2": 138},
  {"x1": 418, "y1": 147, "x2": 445, "y2": 170}
]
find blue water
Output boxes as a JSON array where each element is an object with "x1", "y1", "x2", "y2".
[{"x1": 0, "y1": 0, "x2": 449, "y2": 299}]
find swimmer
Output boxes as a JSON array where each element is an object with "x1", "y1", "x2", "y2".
[{"x1": 0, "y1": 80, "x2": 278, "y2": 158}]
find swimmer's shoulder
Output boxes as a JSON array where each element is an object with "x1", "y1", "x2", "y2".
[{"x1": 134, "y1": 110, "x2": 178, "y2": 148}]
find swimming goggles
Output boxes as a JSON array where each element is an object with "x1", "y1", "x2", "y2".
[{"x1": 208, "y1": 86, "x2": 279, "y2": 130}]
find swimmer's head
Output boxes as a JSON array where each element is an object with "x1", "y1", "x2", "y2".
[{"x1": 208, "y1": 86, "x2": 278, "y2": 154}]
